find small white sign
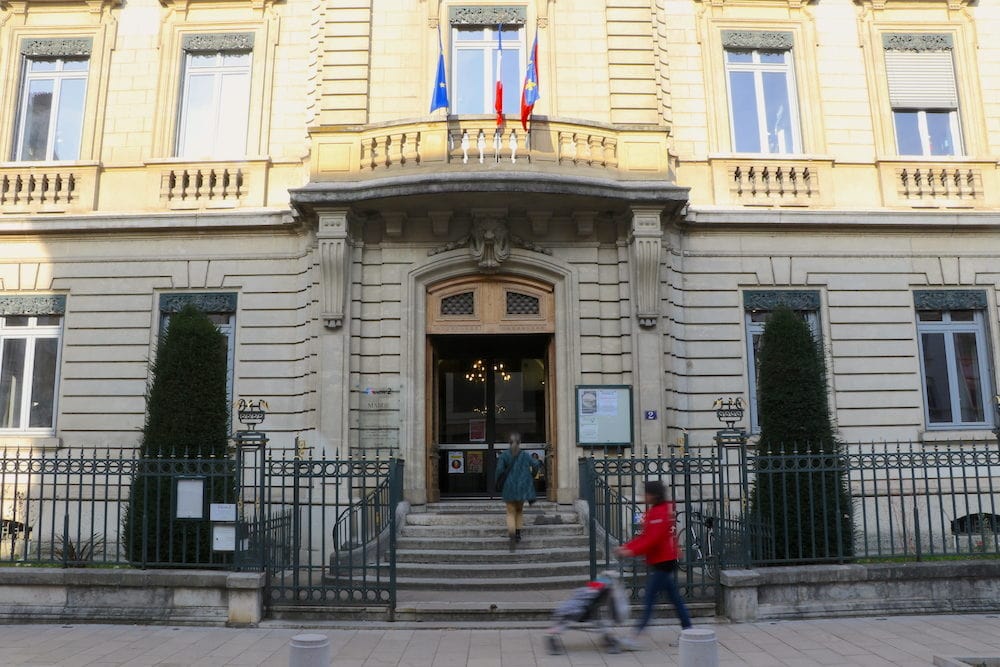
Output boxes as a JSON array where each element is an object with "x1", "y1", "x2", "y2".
[
  {"x1": 175, "y1": 478, "x2": 204, "y2": 519},
  {"x1": 210, "y1": 503, "x2": 237, "y2": 522},
  {"x1": 212, "y1": 524, "x2": 236, "y2": 552}
]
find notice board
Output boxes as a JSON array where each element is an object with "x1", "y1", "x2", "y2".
[{"x1": 575, "y1": 385, "x2": 633, "y2": 447}]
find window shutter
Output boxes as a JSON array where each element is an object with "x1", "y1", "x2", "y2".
[{"x1": 884, "y1": 51, "x2": 958, "y2": 109}]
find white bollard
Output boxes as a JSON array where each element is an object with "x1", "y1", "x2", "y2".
[
  {"x1": 289, "y1": 633, "x2": 330, "y2": 667},
  {"x1": 679, "y1": 628, "x2": 719, "y2": 667}
]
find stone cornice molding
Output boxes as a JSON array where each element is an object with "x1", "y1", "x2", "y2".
[
  {"x1": 854, "y1": 0, "x2": 970, "y2": 11},
  {"x1": 20, "y1": 36, "x2": 93, "y2": 56},
  {"x1": 882, "y1": 32, "x2": 953, "y2": 51},
  {"x1": 721, "y1": 30, "x2": 794, "y2": 50},
  {"x1": 1, "y1": 0, "x2": 121, "y2": 14},
  {"x1": 159, "y1": 292, "x2": 237, "y2": 314},
  {"x1": 743, "y1": 290, "x2": 820, "y2": 312},
  {"x1": 697, "y1": 0, "x2": 814, "y2": 8},
  {"x1": 182, "y1": 32, "x2": 254, "y2": 52},
  {"x1": 449, "y1": 5, "x2": 526, "y2": 26},
  {"x1": 159, "y1": 0, "x2": 280, "y2": 12}
]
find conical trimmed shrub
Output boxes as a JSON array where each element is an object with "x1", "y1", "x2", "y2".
[
  {"x1": 750, "y1": 306, "x2": 853, "y2": 563},
  {"x1": 124, "y1": 304, "x2": 233, "y2": 565}
]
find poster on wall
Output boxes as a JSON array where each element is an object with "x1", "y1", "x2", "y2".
[
  {"x1": 448, "y1": 451, "x2": 465, "y2": 474},
  {"x1": 466, "y1": 450, "x2": 484, "y2": 473},
  {"x1": 469, "y1": 419, "x2": 486, "y2": 442},
  {"x1": 575, "y1": 385, "x2": 633, "y2": 447}
]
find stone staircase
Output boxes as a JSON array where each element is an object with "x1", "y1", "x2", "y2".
[{"x1": 395, "y1": 501, "x2": 591, "y2": 593}]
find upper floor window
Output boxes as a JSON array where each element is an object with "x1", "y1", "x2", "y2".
[
  {"x1": 723, "y1": 31, "x2": 800, "y2": 154},
  {"x1": 915, "y1": 290, "x2": 992, "y2": 429},
  {"x1": 0, "y1": 296, "x2": 65, "y2": 433},
  {"x1": 176, "y1": 33, "x2": 253, "y2": 159},
  {"x1": 13, "y1": 38, "x2": 92, "y2": 162},
  {"x1": 884, "y1": 33, "x2": 961, "y2": 157},
  {"x1": 449, "y1": 6, "x2": 525, "y2": 116},
  {"x1": 743, "y1": 291, "x2": 820, "y2": 433}
]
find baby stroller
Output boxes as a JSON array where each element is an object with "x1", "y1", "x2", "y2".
[{"x1": 546, "y1": 569, "x2": 630, "y2": 655}]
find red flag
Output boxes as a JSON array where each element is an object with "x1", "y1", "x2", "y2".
[{"x1": 494, "y1": 25, "x2": 504, "y2": 126}]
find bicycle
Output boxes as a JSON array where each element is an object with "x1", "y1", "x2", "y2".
[{"x1": 674, "y1": 509, "x2": 719, "y2": 580}]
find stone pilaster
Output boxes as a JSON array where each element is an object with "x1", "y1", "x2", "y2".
[{"x1": 630, "y1": 206, "x2": 667, "y2": 448}]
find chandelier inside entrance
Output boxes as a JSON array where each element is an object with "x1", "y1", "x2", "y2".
[{"x1": 464, "y1": 359, "x2": 512, "y2": 383}]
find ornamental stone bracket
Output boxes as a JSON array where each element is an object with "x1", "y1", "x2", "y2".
[
  {"x1": 317, "y1": 210, "x2": 353, "y2": 329},
  {"x1": 630, "y1": 207, "x2": 664, "y2": 328},
  {"x1": 428, "y1": 214, "x2": 551, "y2": 273}
]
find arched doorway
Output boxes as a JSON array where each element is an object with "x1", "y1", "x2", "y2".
[{"x1": 425, "y1": 275, "x2": 556, "y2": 501}]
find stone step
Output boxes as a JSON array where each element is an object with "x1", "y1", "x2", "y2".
[
  {"x1": 399, "y1": 524, "x2": 584, "y2": 539},
  {"x1": 423, "y1": 501, "x2": 563, "y2": 513},
  {"x1": 396, "y1": 547, "x2": 587, "y2": 564},
  {"x1": 395, "y1": 535, "x2": 590, "y2": 551},
  {"x1": 396, "y1": 560, "x2": 591, "y2": 581},
  {"x1": 405, "y1": 511, "x2": 578, "y2": 527},
  {"x1": 395, "y1": 573, "x2": 590, "y2": 591}
]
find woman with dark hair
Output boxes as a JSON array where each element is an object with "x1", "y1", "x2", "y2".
[
  {"x1": 616, "y1": 480, "x2": 692, "y2": 648},
  {"x1": 495, "y1": 432, "x2": 541, "y2": 546}
]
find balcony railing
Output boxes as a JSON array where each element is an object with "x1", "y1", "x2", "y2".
[
  {"x1": 707, "y1": 156, "x2": 833, "y2": 207},
  {"x1": 0, "y1": 163, "x2": 99, "y2": 214},
  {"x1": 313, "y1": 117, "x2": 667, "y2": 180},
  {"x1": 878, "y1": 159, "x2": 995, "y2": 208}
]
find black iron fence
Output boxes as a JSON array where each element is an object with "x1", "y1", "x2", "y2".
[
  {"x1": 580, "y1": 441, "x2": 1000, "y2": 587},
  {"x1": 0, "y1": 447, "x2": 406, "y2": 615}
]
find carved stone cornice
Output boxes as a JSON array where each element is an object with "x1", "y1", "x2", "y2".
[
  {"x1": 699, "y1": 0, "x2": 813, "y2": 7},
  {"x1": 2, "y1": 0, "x2": 121, "y2": 15},
  {"x1": 428, "y1": 215, "x2": 550, "y2": 273},
  {"x1": 159, "y1": 0, "x2": 279, "y2": 12},
  {"x1": 0, "y1": 294, "x2": 66, "y2": 316},
  {"x1": 20, "y1": 37, "x2": 93, "y2": 57},
  {"x1": 882, "y1": 32, "x2": 953, "y2": 52},
  {"x1": 159, "y1": 292, "x2": 237, "y2": 317},
  {"x1": 743, "y1": 290, "x2": 820, "y2": 312},
  {"x1": 317, "y1": 209, "x2": 354, "y2": 329},
  {"x1": 721, "y1": 30, "x2": 794, "y2": 51},
  {"x1": 913, "y1": 289, "x2": 986, "y2": 311},
  {"x1": 629, "y1": 207, "x2": 664, "y2": 328},
  {"x1": 182, "y1": 32, "x2": 255, "y2": 52},
  {"x1": 855, "y1": 0, "x2": 970, "y2": 11},
  {"x1": 449, "y1": 5, "x2": 526, "y2": 26}
]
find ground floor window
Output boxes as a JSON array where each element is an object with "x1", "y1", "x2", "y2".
[
  {"x1": 158, "y1": 293, "x2": 237, "y2": 407},
  {"x1": 915, "y1": 292, "x2": 993, "y2": 429},
  {"x1": 0, "y1": 298, "x2": 64, "y2": 433}
]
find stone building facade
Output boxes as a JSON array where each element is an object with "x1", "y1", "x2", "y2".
[{"x1": 1, "y1": 0, "x2": 999, "y2": 504}]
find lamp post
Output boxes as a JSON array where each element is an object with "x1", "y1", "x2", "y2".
[
  {"x1": 234, "y1": 399, "x2": 268, "y2": 569},
  {"x1": 713, "y1": 396, "x2": 750, "y2": 567}
]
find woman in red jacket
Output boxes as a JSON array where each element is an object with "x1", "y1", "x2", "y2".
[{"x1": 616, "y1": 480, "x2": 693, "y2": 645}]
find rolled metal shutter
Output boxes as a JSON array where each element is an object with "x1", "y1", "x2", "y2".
[{"x1": 884, "y1": 50, "x2": 958, "y2": 109}]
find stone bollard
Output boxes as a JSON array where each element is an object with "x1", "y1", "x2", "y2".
[
  {"x1": 679, "y1": 628, "x2": 719, "y2": 667},
  {"x1": 289, "y1": 633, "x2": 330, "y2": 667}
]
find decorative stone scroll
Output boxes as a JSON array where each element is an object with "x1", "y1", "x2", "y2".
[
  {"x1": 913, "y1": 289, "x2": 986, "y2": 311},
  {"x1": 428, "y1": 215, "x2": 550, "y2": 273},
  {"x1": 159, "y1": 292, "x2": 237, "y2": 314},
  {"x1": 0, "y1": 295, "x2": 66, "y2": 316},
  {"x1": 318, "y1": 210, "x2": 353, "y2": 329},
  {"x1": 882, "y1": 33, "x2": 953, "y2": 52},
  {"x1": 743, "y1": 290, "x2": 820, "y2": 312},
  {"x1": 629, "y1": 207, "x2": 663, "y2": 328},
  {"x1": 20, "y1": 38, "x2": 93, "y2": 58},
  {"x1": 449, "y1": 6, "x2": 527, "y2": 26},
  {"x1": 721, "y1": 30, "x2": 793, "y2": 51},
  {"x1": 182, "y1": 32, "x2": 255, "y2": 53}
]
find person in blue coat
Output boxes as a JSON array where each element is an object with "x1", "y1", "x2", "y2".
[{"x1": 495, "y1": 432, "x2": 542, "y2": 544}]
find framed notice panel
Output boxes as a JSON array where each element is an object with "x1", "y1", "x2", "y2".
[{"x1": 575, "y1": 385, "x2": 634, "y2": 447}]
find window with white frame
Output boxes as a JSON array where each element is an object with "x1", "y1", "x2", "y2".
[
  {"x1": 449, "y1": 7, "x2": 525, "y2": 116},
  {"x1": 159, "y1": 293, "x2": 237, "y2": 406},
  {"x1": 14, "y1": 39, "x2": 91, "y2": 162},
  {"x1": 884, "y1": 33, "x2": 962, "y2": 157},
  {"x1": 744, "y1": 291, "x2": 821, "y2": 432},
  {"x1": 915, "y1": 291, "x2": 992, "y2": 428},
  {"x1": 176, "y1": 33, "x2": 253, "y2": 159},
  {"x1": 0, "y1": 305, "x2": 63, "y2": 433},
  {"x1": 723, "y1": 31, "x2": 801, "y2": 154}
]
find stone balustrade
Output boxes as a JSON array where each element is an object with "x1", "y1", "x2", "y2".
[
  {"x1": 709, "y1": 157, "x2": 831, "y2": 207},
  {"x1": 314, "y1": 117, "x2": 665, "y2": 179},
  {"x1": 159, "y1": 164, "x2": 248, "y2": 209},
  {"x1": 0, "y1": 164, "x2": 98, "y2": 214},
  {"x1": 876, "y1": 159, "x2": 998, "y2": 209}
]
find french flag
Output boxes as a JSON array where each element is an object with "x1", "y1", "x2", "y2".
[{"x1": 494, "y1": 25, "x2": 504, "y2": 126}]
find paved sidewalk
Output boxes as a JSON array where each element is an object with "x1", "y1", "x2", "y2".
[{"x1": 2, "y1": 614, "x2": 999, "y2": 666}]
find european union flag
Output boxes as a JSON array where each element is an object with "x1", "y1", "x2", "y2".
[
  {"x1": 430, "y1": 28, "x2": 450, "y2": 113},
  {"x1": 520, "y1": 32, "x2": 540, "y2": 130}
]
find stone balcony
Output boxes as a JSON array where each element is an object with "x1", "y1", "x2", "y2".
[
  {"x1": 309, "y1": 116, "x2": 674, "y2": 182},
  {"x1": 0, "y1": 162, "x2": 100, "y2": 215},
  {"x1": 877, "y1": 158, "x2": 998, "y2": 209},
  {"x1": 707, "y1": 155, "x2": 834, "y2": 208}
]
